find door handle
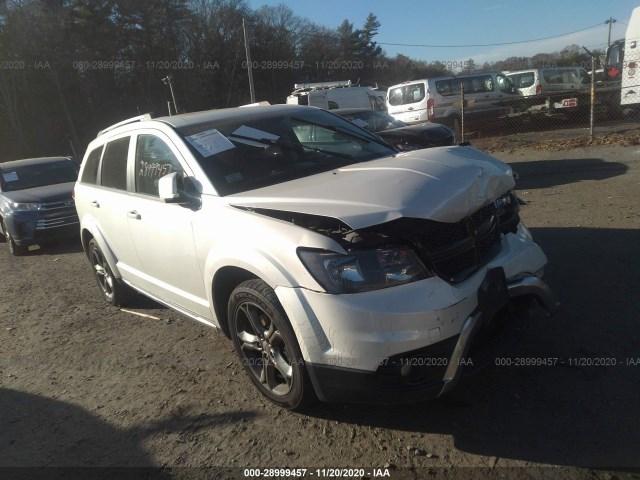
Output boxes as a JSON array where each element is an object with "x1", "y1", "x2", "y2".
[
  {"x1": 127, "y1": 210, "x2": 141, "y2": 220},
  {"x1": 90, "y1": 200, "x2": 99, "y2": 208}
]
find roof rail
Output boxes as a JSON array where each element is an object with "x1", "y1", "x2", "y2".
[
  {"x1": 98, "y1": 113, "x2": 153, "y2": 137},
  {"x1": 292, "y1": 80, "x2": 353, "y2": 92}
]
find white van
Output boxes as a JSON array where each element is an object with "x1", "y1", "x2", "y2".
[
  {"x1": 387, "y1": 73, "x2": 520, "y2": 127},
  {"x1": 504, "y1": 67, "x2": 590, "y2": 97},
  {"x1": 286, "y1": 81, "x2": 386, "y2": 111}
]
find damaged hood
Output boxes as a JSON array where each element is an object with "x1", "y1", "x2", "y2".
[{"x1": 229, "y1": 146, "x2": 515, "y2": 229}]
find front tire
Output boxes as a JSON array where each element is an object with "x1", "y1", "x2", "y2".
[
  {"x1": 3, "y1": 221, "x2": 28, "y2": 256},
  {"x1": 228, "y1": 279, "x2": 316, "y2": 410},
  {"x1": 87, "y1": 238, "x2": 134, "y2": 306}
]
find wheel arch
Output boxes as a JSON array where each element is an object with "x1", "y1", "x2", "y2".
[
  {"x1": 80, "y1": 227, "x2": 94, "y2": 255},
  {"x1": 79, "y1": 222, "x2": 122, "y2": 278},
  {"x1": 211, "y1": 266, "x2": 259, "y2": 338}
]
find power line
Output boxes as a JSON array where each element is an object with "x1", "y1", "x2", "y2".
[
  {"x1": 376, "y1": 23, "x2": 605, "y2": 48},
  {"x1": 295, "y1": 22, "x2": 605, "y2": 48}
]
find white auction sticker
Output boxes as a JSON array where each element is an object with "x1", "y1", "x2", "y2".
[
  {"x1": 2, "y1": 172, "x2": 18, "y2": 182},
  {"x1": 185, "y1": 129, "x2": 235, "y2": 157}
]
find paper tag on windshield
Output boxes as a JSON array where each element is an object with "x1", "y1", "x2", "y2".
[
  {"x1": 2, "y1": 172, "x2": 18, "y2": 182},
  {"x1": 185, "y1": 129, "x2": 235, "y2": 157},
  {"x1": 351, "y1": 119, "x2": 369, "y2": 128}
]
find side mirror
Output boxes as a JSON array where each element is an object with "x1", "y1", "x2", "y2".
[
  {"x1": 158, "y1": 172, "x2": 181, "y2": 203},
  {"x1": 158, "y1": 172, "x2": 202, "y2": 208}
]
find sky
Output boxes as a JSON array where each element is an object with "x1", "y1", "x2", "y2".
[{"x1": 247, "y1": 0, "x2": 637, "y2": 69}]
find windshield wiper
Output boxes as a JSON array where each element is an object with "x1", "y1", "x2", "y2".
[{"x1": 228, "y1": 133, "x2": 353, "y2": 160}]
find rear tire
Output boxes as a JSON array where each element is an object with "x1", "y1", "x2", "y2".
[
  {"x1": 228, "y1": 279, "x2": 316, "y2": 410},
  {"x1": 87, "y1": 238, "x2": 135, "y2": 306}
]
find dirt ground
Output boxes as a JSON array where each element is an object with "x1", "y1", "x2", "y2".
[{"x1": 1, "y1": 133, "x2": 639, "y2": 480}]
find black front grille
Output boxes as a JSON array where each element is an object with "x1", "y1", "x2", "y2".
[
  {"x1": 360, "y1": 196, "x2": 520, "y2": 284},
  {"x1": 415, "y1": 202, "x2": 501, "y2": 283}
]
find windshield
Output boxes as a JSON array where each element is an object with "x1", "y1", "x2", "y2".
[
  {"x1": 0, "y1": 160, "x2": 78, "y2": 192},
  {"x1": 177, "y1": 108, "x2": 397, "y2": 196},
  {"x1": 343, "y1": 110, "x2": 406, "y2": 132}
]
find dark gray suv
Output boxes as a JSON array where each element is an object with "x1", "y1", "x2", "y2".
[{"x1": 0, "y1": 157, "x2": 79, "y2": 255}]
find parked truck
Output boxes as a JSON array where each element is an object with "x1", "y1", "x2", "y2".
[
  {"x1": 286, "y1": 80, "x2": 387, "y2": 111},
  {"x1": 600, "y1": 6, "x2": 640, "y2": 111}
]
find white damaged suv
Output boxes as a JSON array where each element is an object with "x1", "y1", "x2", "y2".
[{"x1": 75, "y1": 105, "x2": 556, "y2": 409}]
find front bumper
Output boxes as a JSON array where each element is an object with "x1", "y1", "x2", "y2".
[
  {"x1": 305, "y1": 274, "x2": 557, "y2": 404},
  {"x1": 5, "y1": 210, "x2": 79, "y2": 246},
  {"x1": 275, "y1": 223, "x2": 556, "y2": 403}
]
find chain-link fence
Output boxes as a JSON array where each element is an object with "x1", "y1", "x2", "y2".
[{"x1": 386, "y1": 68, "x2": 639, "y2": 146}]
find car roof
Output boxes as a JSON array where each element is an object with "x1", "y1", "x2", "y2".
[
  {"x1": 331, "y1": 108, "x2": 379, "y2": 115},
  {"x1": 0, "y1": 157, "x2": 73, "y2": 170},
  {"x1": 455, "y1": 71, "x2": 506, "y2": 78},
  {"x1": 96, "y1": 104, "x2": 323, "y2": 139},
  {"x1": 504, "y1": 67, "x2": 583, "y2": 74},
  {"x1": 155, "y1": 104, "x2": 315, "y2": 129},
  {"x1": 389, "y1": 76, "x2": 453, "y2": 87}
]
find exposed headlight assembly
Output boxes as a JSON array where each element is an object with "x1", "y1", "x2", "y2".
[{"x1": 298, "y1": 246, "x2": 431, "y2": 294}]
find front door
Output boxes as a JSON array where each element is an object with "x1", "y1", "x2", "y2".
[{"x1": 125, "y1": 131, "x2": 210, "y2": 319}]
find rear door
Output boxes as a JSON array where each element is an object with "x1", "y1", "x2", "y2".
[
  {"x1": 80, "y1": 135, "x2": 143, "y2": 277},
  {"x1": 387, "y1": 81, "x2": 429, "y2": 123}
]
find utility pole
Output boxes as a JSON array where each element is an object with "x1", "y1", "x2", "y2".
[
  {"x1": 243, "y1": 18, "x2": 256, "y2": 103},
  {"x1": 605, "y1": 17, "x2": 617, "y2": 47},
  {"x1": 162, "y1": 75, "x2": 179, "y2": 114},
  {"x1": 583, "y1": 46, "x2": 596, "y2": 141}
]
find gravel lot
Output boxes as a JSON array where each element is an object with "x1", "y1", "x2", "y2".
[{"x1": 1, "y1": 138, "x2": 639, "y2": 480}]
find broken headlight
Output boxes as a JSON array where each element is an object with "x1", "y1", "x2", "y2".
[{"x1": 298, "y1": 246, "x2": 431, "y2": 293}]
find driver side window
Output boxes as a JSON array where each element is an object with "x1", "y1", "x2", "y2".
[{"x1": 135, "y1": 134, "x2": 184, "y2": 197}]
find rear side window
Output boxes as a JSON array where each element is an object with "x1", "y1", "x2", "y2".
[
  {"x1": 462, "y1": 75, "x2": 494, "y2": 94},
  {"x1": 80, "y1": 146, "x2": 103, "y2": 184},
  {"x1": 496, "y1": 74, "x2": 514, "y2": 93},
  {"x1": 579, "y1": 69, "x2": 590, "y2": 84},
  {"x1": 100, "y1": 137, "x2": 130, "y2": 190},
  {"x1": 543, "y1": 69, "x2": 579, "y2": 84},
  {"x1": 135, "y1": 134, "x2": 184, "y2": 197},
  {"x1": 388, "y1": 83, "x2": 425, "y2": 106},
  {"x1": 507, "y1": 73, "x2": 535, "y2": 88},
  {"x1": 435, "y1": 79, "x2": 456, "y2": 96}
]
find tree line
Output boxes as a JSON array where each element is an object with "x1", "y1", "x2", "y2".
[{"x1": 0, "y1": 0, "x2": 598, "y2": 160}]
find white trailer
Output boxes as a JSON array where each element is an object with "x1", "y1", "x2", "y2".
[{"x1": 621, "y1": 6, "x2": 640, "y2": 106}]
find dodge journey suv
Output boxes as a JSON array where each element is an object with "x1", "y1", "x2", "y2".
[{"x1": 75, "y1": 105, "x2": 556, "y2": 409}]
